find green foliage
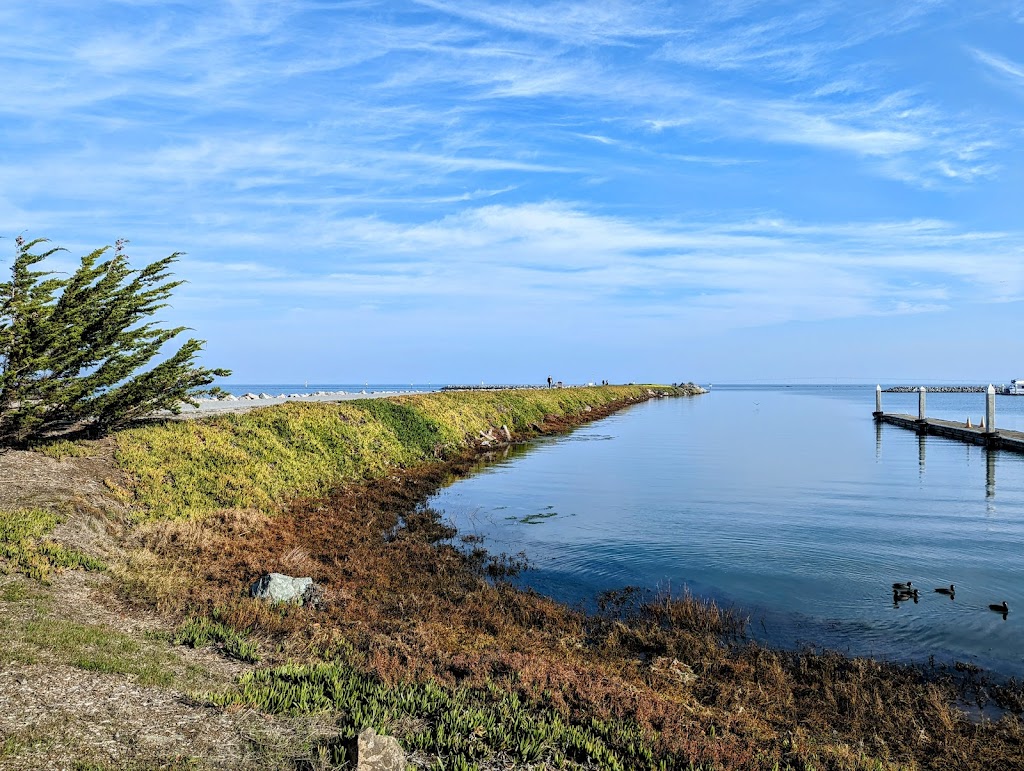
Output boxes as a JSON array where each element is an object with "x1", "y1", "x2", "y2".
[
  {"x1": 29, "y1": 438, "x2": 94, "y2": 458},
  {"x1": 0, "y1": 236, "x2": 230, "y2": 445},
  {"x1": 174, "y1": 616, "x2": 260, "y2": 663},
  {"x1": 0, "y1": 507, "x2": 105, "y2": 580},
  {"x1": 351, "y1": 398, "x2": 447, "y2": 458},
  {"x1": 114, "y1": 386, "x2": 668, "y2": 521},
  {"x1": 204, "y1": 660, "x2": 697, "y2": 770},
  {"x1": 114, "y1": 401, "x2": 428, "y2": 519}
]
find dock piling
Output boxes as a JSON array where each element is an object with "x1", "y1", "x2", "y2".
[
  {"x1": 874, "y1": 385, "x2": 1024, "y2": 453},
  {"x1": 986, "y1": 385, "x2": 997, "y2": 436}
]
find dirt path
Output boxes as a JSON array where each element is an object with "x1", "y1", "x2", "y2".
[
  {"x1": 0, "y1": 447, "x2": 322, "y2": 770},
  {"x1": 0, "y1": 568, "x2": 327, "y2": 771}
]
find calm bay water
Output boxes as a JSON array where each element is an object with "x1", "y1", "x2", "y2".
[{"x1": 428, "y1": 385, "x2": 1024, "y2": 678}]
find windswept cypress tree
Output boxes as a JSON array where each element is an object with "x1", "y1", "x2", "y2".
[{"x1": 0, "y1": 236, "x2": 230, "y2": 444}]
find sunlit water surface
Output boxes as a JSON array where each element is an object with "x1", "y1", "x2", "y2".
[{"x1": 428, "y1": 385, "x2": 1024, "y2": 678}]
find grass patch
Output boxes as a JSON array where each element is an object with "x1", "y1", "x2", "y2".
[
  {"x1": 0, "y1": 724, "x2": 58, "y2": 759},
  {"x1": 21, "y1": 617, "x2": 176, "y2": 687},
  {"x1": 175, "y1": 616, "x2": 260, "y2": 663},
  {"x1": 0, "y1": 581, "x2": 231, "y2": 693},
  {"x1": 0, "y1": 580, "x2": 29, "y2": 602},
  {"x1": 70, "y1": 760, "x2": 206, "y2": 771},
  {"x1": 0, "y1": 508, "x2": 105, "y2": 580},
  {"x1": 113, "y1": 385, "x2": 679, "y2": 521},
  {"x1": 30, "y1": 438, "x2": 95, "y2": 459}
]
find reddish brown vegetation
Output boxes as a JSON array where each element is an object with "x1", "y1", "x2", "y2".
[{"x1": 124, "y1": 413, "x2": 1024, "y2": 771}]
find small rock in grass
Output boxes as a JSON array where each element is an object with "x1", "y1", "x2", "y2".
[{"x1": 357, "y1": 727, "x2": 406, "y2": 770}]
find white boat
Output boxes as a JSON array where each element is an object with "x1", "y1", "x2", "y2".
[{"x1": 1004, "y1": 379, "x2": 1024, "y2": 395}]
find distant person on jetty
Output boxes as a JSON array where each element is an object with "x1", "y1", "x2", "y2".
[{"x1": 547, "y1": 376, "x2": 553, "y2": 388}]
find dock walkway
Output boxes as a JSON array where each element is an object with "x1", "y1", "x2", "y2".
[{"x1": 876, "y1": 413, "x2": 1024, "y2": 453}]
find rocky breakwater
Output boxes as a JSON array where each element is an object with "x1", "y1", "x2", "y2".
[
  {"x1": 884, "y1": 385, "x2": 986, "y2": 393},
  {"x1": 202, "y1": 389, "x2": 378, "y2": 402},
  {"x1": 171, "y1": 388, "x2": 433, "y2": 415}
]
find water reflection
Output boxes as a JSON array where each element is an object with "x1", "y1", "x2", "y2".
[
  {"x1": 431, "y1": 388, "x2": 1024, "y2": 678},
  {"x1": 987, "y1": 449, "x2": 997, "y2": 499},
  {"x1": 876, "y1": 422, "x2": 1000, "y2": 499},
  {"x1": 918, "y1": 431, "x2": 926, "y2": 478},
  {"x1": 892, "y1": 588, "x2": 920, "y2": 608}
]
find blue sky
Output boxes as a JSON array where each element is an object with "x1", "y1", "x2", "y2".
[{"x1": 2, "y1": 1, "x2": 1023, "y2": 384}]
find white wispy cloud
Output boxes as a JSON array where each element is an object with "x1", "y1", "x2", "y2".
[
  {"x1": 971, "y1": 47, "x2": 1024, "y2": 85},
  {"x1": 162, "y1": 202, "x2": 1024, "y2": 333},
  {"x1": 0, "y1": 0, "x2": 1020, "y2": 381},
  {"x1": 0, "y1": 0, "x2": 997, "y2": 193},
  {"x1": 410, "y1": 0, "x2": 679, "y2": 44},
  {"x1": 658, "y1": 9, "x2": 831, "y2": 79}
]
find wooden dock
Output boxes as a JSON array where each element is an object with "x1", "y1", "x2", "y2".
[
  {"x1": 875, "y1": 413, "x2": 1024, "y2": 453},
  {"x1": 872, "y1": 384, "x2": 1024, "y2": 453}
]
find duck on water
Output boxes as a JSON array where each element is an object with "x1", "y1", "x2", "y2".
[{"x1": 893, "y1": 587, "x2": 919, "y2": 604}]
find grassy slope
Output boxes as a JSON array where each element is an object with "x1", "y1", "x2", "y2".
[
  {"x1": 112, "y1": 385, "x2": 672, "y2": 520},
  {"x1": 67, "y1": 384, "x2": 1024, "y2": 770}
]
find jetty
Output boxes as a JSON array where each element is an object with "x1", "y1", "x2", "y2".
[
  {"x1": 441, "y1": 384, "x2": 549, "y2": 391},
  {"x1": 873, "y1": 385, "x2": 1024, "y2": 453}
]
